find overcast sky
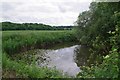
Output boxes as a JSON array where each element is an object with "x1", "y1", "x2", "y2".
[{"x1": 0, "y1": 0, "x2": 92, "y2": 26}]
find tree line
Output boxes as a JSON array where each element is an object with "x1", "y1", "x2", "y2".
[{"x1": 1, "y1": 22, "x2": 73, "y2": 30}]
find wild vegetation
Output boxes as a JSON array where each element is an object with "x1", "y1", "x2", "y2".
[
  {"x1": 2, "y1": 30, "x2": 77, "y2": 78},
  {"x1": 75, "y1": 2, "x2": 120, "y2": 78}
]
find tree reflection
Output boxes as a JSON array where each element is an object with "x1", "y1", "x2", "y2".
[{"x1": 74, "y1": 45, "x2": 91, "y2": 67}]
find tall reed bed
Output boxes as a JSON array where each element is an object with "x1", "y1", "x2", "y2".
[{"x1": 3, "y1": 30, "x2": 77, "y2": 54}]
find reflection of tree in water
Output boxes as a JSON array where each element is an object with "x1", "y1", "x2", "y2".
[{"x1": 74, "y1": 45, "x2": 91, "y2": 67}]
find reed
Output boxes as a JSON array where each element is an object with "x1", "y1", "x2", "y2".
[{"x1": 2, "y1": 30, "x2": 77, "y2": 54}]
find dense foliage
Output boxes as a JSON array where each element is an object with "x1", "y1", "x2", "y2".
[
  {"x1": 75, "y1": 2, "x2": 120, "y2": 78},
  {"x1": 75, "y1": 2, "x2": 120, "y2": 56},
  {"x1": 77, "y1": 26, "x2": 119, "y2": 78},
  {"x1": 2, "y1": 22, "x2": 73, "y2": 30}
]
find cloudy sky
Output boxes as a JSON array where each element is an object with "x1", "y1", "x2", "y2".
[{"x1": 0, "y1": 0, "x2": 92, "y2": 26}]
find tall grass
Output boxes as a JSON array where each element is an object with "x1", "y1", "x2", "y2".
[{"x1": 3, "y1": 30, "x2": 77, "y2": 54}]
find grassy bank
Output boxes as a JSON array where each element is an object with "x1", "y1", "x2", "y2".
[
  {"x1": 2, "y1": 30, "x2": 77, "y2": 78},
  {"x1": 2, "y1": 53, "x2": 66, "y2": 78}
]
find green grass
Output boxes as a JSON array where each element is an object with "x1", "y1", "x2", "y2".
[
  {"x1": 3, "y1": 30, "x2": 77, "y2": 54},
  {"x1": 2, "y1": 30, "x2": 77, "y2": 78}
]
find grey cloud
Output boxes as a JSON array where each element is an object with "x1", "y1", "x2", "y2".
[
  {"x1": 2, "y1": 2, "x2": 23, "y2": 12},
  {"x1": 1, "y1": 1, "x2": 91, "y2": 26},
  {"x1": 56, "y1": 2, "x2": 90, "y2": 13},
  {"x1": 18, "y1": 5, "x2": 59, "y2": 13},
  {"x1": 2, "y1": 2, "x2": 15, "y2": 12}
]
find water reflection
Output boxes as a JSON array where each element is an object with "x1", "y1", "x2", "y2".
[
  {"x1": 13, "y1": 44, "x2": 90, "y2": 77},
  {"x1": 36, "y1": 45, "x2": 80, "y2": 76},
  {"x1": 74, "y1": 45, "x2": 90, "y2": 67}
]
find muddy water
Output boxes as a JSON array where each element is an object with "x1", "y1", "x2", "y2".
[{"x1": 13, "y1": 43, "x2": 90, "y2": 77}]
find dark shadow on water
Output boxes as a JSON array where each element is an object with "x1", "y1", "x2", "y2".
[{"x1": 74, "y1": 45, "x2": 91, "y2": 67}]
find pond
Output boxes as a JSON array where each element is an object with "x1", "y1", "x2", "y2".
[{"x1": 12, "y1": 43, "x2": 91, "y2": 77}]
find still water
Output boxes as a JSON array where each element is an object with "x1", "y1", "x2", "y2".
[
  {"x1": 13, "y1": 43, "x2": 90, "y2": 77},
  {"x1": 36, "y1": 45, "x2": 81, "y2": 76}
]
